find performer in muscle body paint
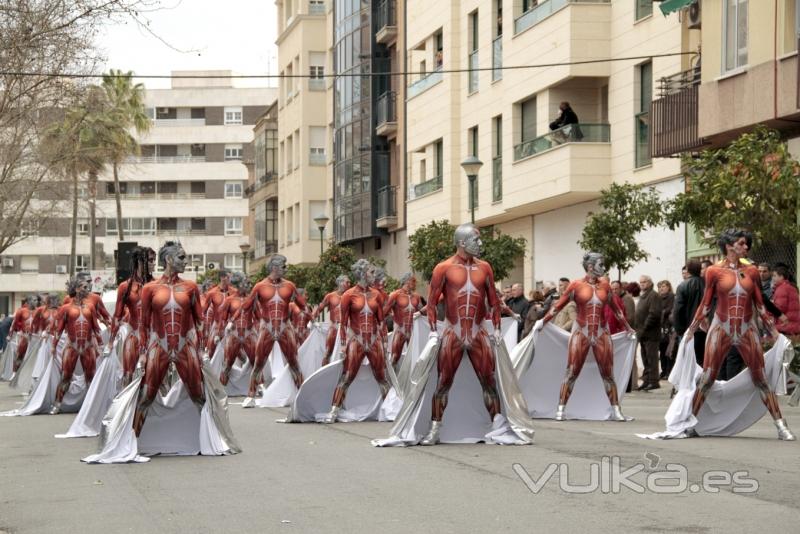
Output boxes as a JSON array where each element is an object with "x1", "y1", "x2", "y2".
[
  {"x1": 539, "y1": 252, "x2": 634, "y2": 422},
  {"x1": 239, "y1": 254, "x2": 306, "y2": 408},
  {"x1": 216, "y1": 272, "x2": 256, "y2": 386},
  {"x1": 7, "y1": 295, "x2": 37, "y2": 381},
  {"x1": 203, "y1": 270, "x2": 234, "y2": 357},
  {"x1": 289, "y1": 288, "x2": 313, "y2": 346},
  {"x1": 132, "y1": 242, "x2": 207, "y2": 435},
  {"x1": 310, "y1": 275, "x2": 351, "y2": 366},
  {"x1": 321, "y1": 259, "x2": 392, "y2": 424},
  {"x1": 383, "y1": 273, "x2": 424, "y2": 371},
  {"x1": 50, "y1": 274, "x2": 103, "y2": 414},
  {"x1": 32, "y1": 294, "x2": 61, "y2": 337},
  {"x1": 685, "y1": 229, "x2": 795, "y2": 440},
  {"x1": 109, "y1": 246, "x2": 155, "y2": 386}
]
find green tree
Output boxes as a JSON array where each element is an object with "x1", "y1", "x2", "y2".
[
  {"x1": 304, "y1": 244, "x2": 357, "y2": 304},
  {"x1": 665, "y1": 127, "x2": 800, "y2": 246},
  {"x1": 408, "y1": 220, "x2": 527, "y2": 282},
  {"x1": 579, "y1": 182, "x2": 664, "y2": 280}
]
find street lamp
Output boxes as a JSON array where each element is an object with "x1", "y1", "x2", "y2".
[
  {"x1": 239, "y1": 242, "x2": 251, "y2": 275},
  {"x1": 461, "y1": 156, "x2": 483, "y2": 224},
  {"x1": 313, "y1": 213, "x2": 330, "y2": 257}
]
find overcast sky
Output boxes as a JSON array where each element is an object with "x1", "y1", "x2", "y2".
[{"x1": 98, "y1": 0, "x2": 278, "y2": 89}]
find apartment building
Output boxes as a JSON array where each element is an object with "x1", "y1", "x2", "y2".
[
  {"x1": 403, "y1": 0, "x2": 692, "y2": 286},
  {"x1": 246, "y1": 103, "x2": 280, "y2": 273},
  {"x1": 652, "y1": 0, "x2": 800, "y2": 261},
  {"x1": 0, "y1": 71, "x2": 275, "y2": 312}
]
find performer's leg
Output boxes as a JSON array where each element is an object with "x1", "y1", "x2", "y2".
[
  {"x1": 80, "y1": 346, "x2": 97, "y2": 384},
  {"x1": 322, "y1": 327, "x2": 337, "y2": 366},
  {"x1": 220, "y1": 335, "x2": 241, "y2": 386},
  {"x1": 467, "y1": 333, "x2": 500, "y2": 420},
  {"x1": 330, "y1": 340, "x2": 364, "y2": 408},
  {"x1": 691, "y1": 327, "x2": 730, "y2": 416},
  {"x1": 431, "y1": 331, "x2": 463, "y2": 422},
  {"x1": 248, "y1": 331, "x2": 275, "y2": 398},
  {"x1": 365, "y1": 340, "x2": 391, "y2": 398},
  {"x1": 390, "y1": 331, "x2": 407, "y2": 370},
  {"x1": 121, "y1": 333, "x2": 139, "y2": 387},
  {"x1": 594, "y1": 333, "x2": 628, "y2": 421},
  {"x1": 277, "y1": 330, "x2": 303, "y2": 389},
  {"x1": 559, "y1": 331, "x2": 590, "y2": 414},
  {"x1": 175, "y1": 345, "x2": 206, "y2": 409},
  {"x1": 52, "y1": 345, "x2": 78, "y2": 409},
  {"x1": 133, "y1": 345, "x2": 170, "y2": 436}
]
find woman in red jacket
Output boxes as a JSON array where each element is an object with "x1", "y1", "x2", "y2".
[{"x1": 771, "y1": 264, "x2": 800, "y2": 335}]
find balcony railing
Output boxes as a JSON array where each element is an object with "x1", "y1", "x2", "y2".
[
  {"x1": 377, "y1": 185, "x2": 397, "y2": 219},
  {"x1": 156, "y1": 228, "x2": 208, "y2": 236},
  {"x1": 375, "y1": 0, "x2": 396, "y2": 32},
  {"x1": 408, "y1": 68, "x2": 443, "y2": 99},
  {"x1": 408, "y1": 175, "x2": 443, "y2": 200},
  {"x1": 376, "y1": 91, "x2": 397, "y2": 126},
  {"x1": 113, "y1": 192, "x2": 207, "y2": 200},
  {"x1": 309, "y1": 151, "x2": 327, "y2": 166},
  {"x1": 126, "y1": 155, "x2": 206, "y2": 164},
  {"x1": 308, "y1": 0, "x2": 325, "y2": 15},
  {"x1": 513, "y1": 123, "x2": 610, "y2": 161},
  {"x1": 492, "y1": 36, "x2": 502, "y2": 82},
  {"x1": 245, "y1": 173, "x2": 277, "y2": 197},
  {"x1": 492, "y1": 156, "x2": 502, "y2": 202},
  {"x1": 308, "y1": 78, "x2": 325, "y2": 91},
  {"x1": 152, "y1": 118, "x2": 206, "y2": 127},
  {"x1": 468, "y1": 51, "x2": 479, "y2": 93},
  {"x1": 515, "y1": 0, "x2": 610, "y2": 35},
  {"x1": 651, "y1": 66, "x2": 706, "y2": 157}
]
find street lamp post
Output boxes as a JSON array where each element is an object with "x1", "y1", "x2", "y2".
[
  {"x1": 239, "y1": 242, "x2": 251, "y2": 275},
  {"x1": 313, "y1": 213, "x2": 330, "y2": 257},
  {"x1": 460, "y1": 156, "x2": 483, "y2": 225}
]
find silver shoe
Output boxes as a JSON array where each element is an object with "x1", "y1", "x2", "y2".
[
  {"x1": 321, "y1": 406, "x2": 339, "y2": 424},
  {"x1": 241, "y1": 397, "x2": 256, "y2": 408},
  {"x1": 775, "y1": 418, "x2": 797, "y2": 441},
  {"x1": 610, "y1": 405, "x2": 629, "y2": 422},
  {"x1": 420, "y1": 421, "x2": 442, "y2": 445},
  {"x1": 554, "y1": 404, "x2": 566, "y2": 421},
  {"x1": 48, "y1": 402, "x2": 61, "y2": 415}
]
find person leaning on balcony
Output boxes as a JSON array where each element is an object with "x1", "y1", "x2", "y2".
[{"x1": 549, "y1": 101, "x2": 583, "y2": 142}]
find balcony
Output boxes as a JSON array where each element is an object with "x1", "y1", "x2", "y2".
[
  {"x1": 375, "y1": 0, "x2": 397, "y2": 45},
  {"x1": 309, "y1": 151, "x2": 326, "y2": 166},
  {"x1": 245, "y1": 172, "x2": 278, "y2": 197},
  {"x1": 468, "y1": 51, "x2": 479, "y2": 93},
  {"x1": 126, "y1": 155, "x2": 206, "y2": 164},
  {"x1": 407, "y1": 175, "x2": 442, "y2": 200},
  {"x1": 114, "y1": 192, "x2": 207, "y2": 200},
  {"x1": 492, "y1": 36, "x2": 502, "y2": 82},
  {"x1": 408, "y1": 68, "x2": 443, "y2": 99},
  {"x1": 376, "y1": 91, "x2": 397, "y2": 137},
  {"x1": 651, "y1": 66, "x2": 705, "y2": 157},
  {"x1": 308, "y1": 0, "x2": 325, "y2": 15},
  {"x1": 376, "y1": 185, "x2": 398, "y2": 228},
  {"x1": 513, "y1": 123, "x2": 610, "y2": 161},
  {"x1": 153, "y1": 118, "x2": 206, "y2": 127},
  {"x1": 308, "y1": 78, "x2": 325, "y2": 91},
  {"x1": 515, "y1": 0, "x2": 610, "y2": 35}
]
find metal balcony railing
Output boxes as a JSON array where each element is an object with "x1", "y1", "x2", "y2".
[
  {"x1": 651, "y1": 65, "x2": 705, "y2": 157},
  {"x1": 657, "y1": 65, "x2": 701, "y2": 97},
  {"x1": 377, "y1": 185, "x2": 397, "y2": 219},
  {"x1": 468, "y1": 51, "x2": 479, "y2": 93},
  {"x1": 492, "y1": 36, "x2": 503, "y2": 82},
  {"x1": 152, "y1": 118, "x2": 206, "y2": 127},
  {"x1": 408, "y1": 68, "x2": 443, "y2": 98},
  {"x1": 375, "y1": 0, "x2": 396, "y2": 32},
  {"x1": 376, "y1": 91, "x2": 397, "y2": 126},
  {"x1": 408, "y1": 175, "x2": 443, "y2": 200},
  {"x1": 513, "y1": 123, "x2": 610, "y2": 161},
  {"x1": 492, "y1": 156, "x2": 502, "y2": 202},
  {"x1": 113, "y1": 192, "x2": 206, "y2": 200},
  {"x1": 515, "y1": 0, "x2": 610, "y2": 35},
  {"x1": 126, "y1": 155, "x2": 206, "y2": 164}
]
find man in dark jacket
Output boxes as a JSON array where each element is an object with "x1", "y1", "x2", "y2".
[
  {"x1": 549, "y1": 102, "x2": 582, "y2": 141},
  {"x1": 635, "y1": 275, "x2": 662, "y2": 390},
  {"x1": 505, "y1": 283, "x2": 530, "y2": 339},
  {"x1": 673, "y1": 260, "x2": 706, "y2": 366}
]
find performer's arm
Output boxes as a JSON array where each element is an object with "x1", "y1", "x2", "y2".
[
  {"x1": 543, "y1": 282, "x2": 574, "y2": 324},
  {"x1": 94, "y1": 295, "x2": 111, "y2": 327},
  {"x1": 9, "y1": 310, "x2": 23, "y2": 336},
  {"x1": 190, "y1": 284, "x2": 205, "y2": 348},
  {"x1": 484, "y1": 265, "x2": 501, "y2": 331},
  {"x1": 427, "y1": 264, "x2": 446, "y2": 331},
  {"x1": 338, "y1": 292, "x2": 351, "y2": 344},
  {"x1": 139, "y1": 284, "x2": 152, "y2": 350},
  {"x1": 110, "y1": 283, "x2": 127, "y2": 342},
  {"x1": 310, "y1": 293, "x2": 329, "y2": 322},
  {"x1": 382, "y1": 291, "x2": 397, "y2": 318},
  {"x1": 52, "y1": 307, "x2": 66, "y2": 352},
  {"x1": 292, "y1": 284, "x2": 307, "y2": 309}
]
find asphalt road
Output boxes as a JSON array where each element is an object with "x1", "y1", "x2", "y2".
[{"x1": 1, "y1": 384, "x2": 799, "y2": 534}]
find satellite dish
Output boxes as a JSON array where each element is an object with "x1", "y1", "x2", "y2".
[{"x1": 207, "y1": 262, "x2": 215, "y2": 270}]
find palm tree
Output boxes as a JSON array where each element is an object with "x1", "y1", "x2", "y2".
[{"x1": 101, "y1": 70, "x2": 150, "y2": 241}]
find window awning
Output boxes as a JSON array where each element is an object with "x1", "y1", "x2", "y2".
[{"x1": 659, "y1": 0, "x2": 694, "y2": 16}]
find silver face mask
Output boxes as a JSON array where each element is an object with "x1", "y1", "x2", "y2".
[
  {"x1": 169, "y1": 247, "x2": 188, "y2": 273},
  {"x1": 463, "y1": 231, "x2": 482, "y2": 257},
  {"x1": 271, "y1": 261, "x2": 286, "y2": 279},
  {"x1": 591, "y1": 258, "x2": 605, "y2": 277}
]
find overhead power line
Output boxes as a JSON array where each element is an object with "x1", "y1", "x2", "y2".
[{"x1": 0, "y1": 52, "x2": 697, "y2": 80}]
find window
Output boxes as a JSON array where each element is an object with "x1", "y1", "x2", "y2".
[
  {"x1": 723, "y1": 0, "x2": 748, "y2": 72},
  {"x1": 309, "y1": 51, "x2": 326, "y2": 90},
  {"x1": 106, "y1": 217, "x2": 156, "y2": 236},
  {"x1": 434, "y1": 139, "x2": 443, "y2": 177},
  {"x1": 521, "y1": 96, "x2": 537, "y2": 143},
  {"x1": 106, "y1": 182, "x2": 128, "y2": 195},
  {"x1": 191, "y1": 218, "x2": 206, "y2": 231},
  {"x1": 191, "y1": 181, "x2": 206, "y2": 196},
  {"x1": 225, "y1": 217, "x2": 243, "y2": 236},
  {"x1": 224, "y1": 254, "x2": 244, "y2": 270},
  {"x1": 224, "y1": 144, "x2": 243, "y2": 161},
  {"x1": 18, "y1": 220, "x2": 40, "y2": 237},
  {"x1": 75, "y1": 255, "x2": 89, "y2": 271},
  {"x1": 157, "y1": 181, "x2": 177, "y2": 195},
  {"x1": 20, "y1": 256, "x2": 39, "y2": 273},
  {"x1": 468, "y1": 126, "x2": 478, "y2": 209},
  {"x1": 492, "y1": 115, "x2": 502, "y2": 202},
  {"x1": 783, "y1": 0, "x2": 799, "y2": 53},
  {"x1": 224, "y1": 106, "x2": 243, "y2": 125},
  {"x1": 635, "y1": 0, "x2": 652, "y2": 21},
  {"x1": 635, "y1": 61, "x2": 652, "y2": 168},
  {"x1": 77, "y1": 219, "x2": 89, "y2": 236},
  {"x1": 140, "y1": 181, "x2": 155, "y2": 195},
  {"x1": 310, "y1": 126, "x2": 326, "y2": 165},
  {"x1": 187, "y1": 254, "x2": 205, "y2": 272},
  {"x1": 468, "y1": 11, "x2": 479, "y2": 93},
  {"x1": 225, "y1": 182, "x2": 243, "y2": 198}
]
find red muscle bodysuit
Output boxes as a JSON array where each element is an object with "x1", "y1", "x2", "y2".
[
  {"x1": 240, "y1": 277, "x2": 306, "y2": 396},
  {"x1": 384, "y1": 287, "x2": 424, "y2": 369},
  {"x1": 545, "y1": 276, "x2": 630, "y2": 412},
  {"x1": 133, "y1": 273, "x2": 206, "y2": 436},
  {"x1": 86, "y1": 293, "x2": 111, "y2": 327},
  {"x1": 51, "y1": 298, "x2": 102, "y2": 408},
  {"x1": 203, "y1": 283, "x2": 235, "y2": 355},
  {"x1": 312, "y1": 290, "x2": 346, "y2": 366},
  {"x1": 427, "y1": 254, "x2": 501, "y2": 422},
  {"x1": 332, "y1": 283, "x2": 392, "y2": 409},
  {"x1": 9, "y1": 305, "x2": 33, "y2": 372},
  {"x1": 111, "y1": 280, "x2": 145, "y2": 386},
  {"x1": 216, "y1": 292, "x2": 256, "y2": 385},
  {"x1": 289, "y1": 301, "x2": 312, "y2": 346},
  {"x1": 689, "y1": 261, "x2": 783, "y2": 419},
  {"x1": 32, "y1": 302, "x2": 59, "y2": 338}
]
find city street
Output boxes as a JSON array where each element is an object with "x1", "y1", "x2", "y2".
[{"x1": 1, "y1": 385, "x2": 799, "y2": 533}]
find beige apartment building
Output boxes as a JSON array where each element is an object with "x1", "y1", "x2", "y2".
[
  {"x1": 246, "y1": 103, "x2": 279, "y2": 274},
  {"x1": 402, "y1": 0, "x2": 695, "y2": 286}
]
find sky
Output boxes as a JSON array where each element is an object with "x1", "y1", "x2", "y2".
[{"x1": 98, "y1": 0, "x2": 279, "y2": 89}]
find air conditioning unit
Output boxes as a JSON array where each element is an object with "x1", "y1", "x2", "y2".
[
  {"x1": 56, "y1": 265, "x2": 67, "y2": 274},
  {"x1": 687, "y1": 0, "x2": 701, "y2": 29},
  {"x1": 1, "y1": 257, "x2": 13, "y2": 268}
]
